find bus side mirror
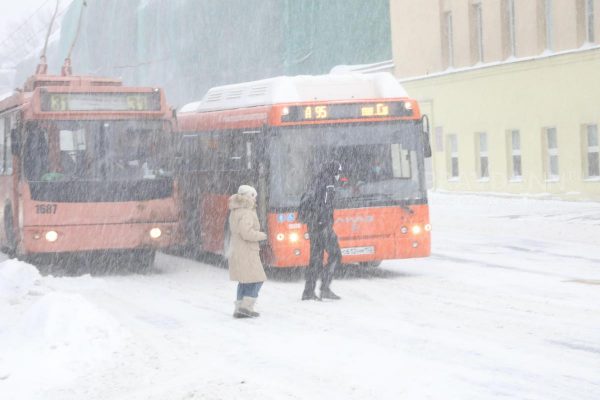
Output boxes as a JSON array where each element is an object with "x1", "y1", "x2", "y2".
[
  {"x1": 421, "y1": 115, "x2": 432, "y2": 158},
  {"x1": 10, "y1": 128, "x2": 20, "y2": 155}
]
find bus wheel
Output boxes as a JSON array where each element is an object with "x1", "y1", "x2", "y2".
[
  {"x1": 3, "y1": 208, "x2": 17, "y2": 258},
  {"x1": 132, "y1": 250, "x2": 156, "y2": 273},
  {"x1": 359, "y1": 260, "x2": 382, "y2": 268}
]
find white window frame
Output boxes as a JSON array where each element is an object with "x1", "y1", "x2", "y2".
[
  {"x1": 584, "y1": 124, "x2": 599, "y2": 179},
  {"x1": 586, "y1": 0, "x2": 595, "y2": 43},
  {"x1": 473, "y1": 3, "x2": 484, "y2": 63},
  {"x1": 447, "y1": 134, "x2": 459, "y2": 180},
  {"x1": 507, "y1": 0, "x2": 516, "y2": 56},
  {"x1": 545, "y1": 0, "x2": 554, "y2": 51},
  {"x1": 445, "y1": 12, "x2": 455, "y2": 68},
  {"x1": 476, "y1": 132, "x2": 489, "y2": 180},
  {"x1": 544, "y1": 127, "x2": 559, "y2": 181},
  {"x1": 508, "y1": 130, "x2": 522, "y2": 181}
]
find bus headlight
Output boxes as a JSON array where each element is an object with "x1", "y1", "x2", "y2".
[
  {"x1": 411, "y1": 225, "x2": 422, "y2": 235},
  {"x1": 276, "y1": 233, "x2": 285, "y2": 241},
  {"x1": 400, "y1": 226, "x2": 408, "y2": 234},
  {"x1": 149, "y1": 228, "x2": 162, "y2": 239},
  {"x1": 424, "y1": 224, "x2": 432, "y2": 232},
  {"x1": 45, "y1": 231, "x2": 58, "y2": 242},
  {"x1": 289, "y1": 232, "x2": 299, "y2": 243}
]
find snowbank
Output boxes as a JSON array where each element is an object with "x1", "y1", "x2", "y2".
[
  {"x1": 0, "y1": 259, "x2": 41, "y2": 304},
  {"x1": 0, "y1": 260, "x2": 128, "y2": 398}
]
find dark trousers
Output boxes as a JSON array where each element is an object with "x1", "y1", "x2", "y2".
[{"x1": 304, "y1": 225, "x2": 342, "y2": 292}]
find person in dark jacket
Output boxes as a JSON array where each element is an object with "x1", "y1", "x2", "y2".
[{"x1": 301, "y1": 161, "x2": 343, "y2": 301}]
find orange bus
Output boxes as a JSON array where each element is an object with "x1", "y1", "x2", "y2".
[
  {"x1": 0, "y1": 71, "x2": 181, "y2": 270},
  {"x1": 177, "y1": 73, "x2": 431, "y2": 268}
]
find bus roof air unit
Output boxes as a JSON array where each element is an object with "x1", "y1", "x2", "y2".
[{"x1": 179, "y1": 73, "x2": 408, "y2": 113}]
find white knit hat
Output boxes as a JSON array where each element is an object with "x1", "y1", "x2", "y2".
[{"x1": 237, "y1": 185, "x2": 257, "y2": 198}]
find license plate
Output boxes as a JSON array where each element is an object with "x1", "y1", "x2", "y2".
[{"x1": 341, "y1": 246, "x2": 375, "y2": 256}]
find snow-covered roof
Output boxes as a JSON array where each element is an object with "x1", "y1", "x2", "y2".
[
  {"x1": 330, "y1": 60, "x2": 394, "y2": 74},
  {"x1": 179, "y1": 72, "x2": 408, "y2": 113}
]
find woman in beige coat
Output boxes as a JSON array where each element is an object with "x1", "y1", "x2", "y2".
[{"x1": 228, "y1": 185, "x2": 267, "y2": 318}]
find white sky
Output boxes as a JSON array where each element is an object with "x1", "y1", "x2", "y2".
[
  {"x1": 0, "y1": 0, "x2": 51, "y2": 37},
  {"x1": 0, "y1": 0, "x2": 74, "y2": 48}
]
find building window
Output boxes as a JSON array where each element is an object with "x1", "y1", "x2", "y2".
[
  {"x1": 544, "y1": 0, "x2": 554, "y2": 51},
  {"x1": 476, "y1": 132, "x2": 489, "y2": 179},
  {"x1": 584, "y1": 124, "x2": 599, "y2": 178},
  {"x1": 586, "y1": 0, "x2": 595, "y2": 43},
  {"x1": 507, "y1": 130, "x2": 522, "y2": 180},
  {"x1": 447, "y1": 134, "x2": 459, "y2": 179},
  {"x1": 443, "y1": 11, "x2": 454, "y2": 68},
  {"x1": 504, "y1": 0, "x2": 517, "y2": 57},
  {"x1": 544, "y1": 127, "x2": 559, "y2": 180},
  {"x1": 471, "y1": 3, "x2": 484, "y2": 63}
]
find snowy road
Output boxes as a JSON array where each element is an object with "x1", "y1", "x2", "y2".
[{"x1": 1, "y1": 192, "x2": 599, "y2": 400}]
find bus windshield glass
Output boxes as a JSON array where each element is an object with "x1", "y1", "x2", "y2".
[
  {"x1": 23, "y1": 120, "x2": 174, "y2": 202},
  {"x1": 269, "y1": 123, "x2": 427, "y2": 209}
]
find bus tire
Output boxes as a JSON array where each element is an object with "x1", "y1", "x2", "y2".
[
  {"x1": 134, "y1": 249, "x2": 156, "y2": 273},
  {"x1": 3, "y1": 206, "x2": 17, "y2": 258}
]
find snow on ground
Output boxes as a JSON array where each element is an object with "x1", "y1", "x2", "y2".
[{"x1": 0, "y1": 192, "x2": 599, "y2": 400}]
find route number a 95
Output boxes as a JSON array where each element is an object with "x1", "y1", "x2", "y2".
[{"x1": 35, "y1": 204, "x2": 58, "y2": 214}]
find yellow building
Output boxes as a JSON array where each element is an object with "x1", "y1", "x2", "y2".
[{"x1": 390, "y1": 0, "x2": 600, "y2": 200}]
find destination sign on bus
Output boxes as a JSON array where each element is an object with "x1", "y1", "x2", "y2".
[
  {"x1": 40, "y1": 92, "x2": 162, "y2": 112},
  {"x1": 280, "y1": 101, "x2": 413, "y2": 123}
]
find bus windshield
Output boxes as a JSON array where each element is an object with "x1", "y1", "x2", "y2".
[
  {"x1": 24, "y1": 120, "x2": 172, "y2": 182},
  {"x1": 269, "y1": 122, "x2": 427, "y2": 209},
  {"x1": 23, "y1": 119, "x2": 174, "y2": 202}
]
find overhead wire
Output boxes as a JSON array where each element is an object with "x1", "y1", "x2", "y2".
[
  {"x1": 0, "y1": 4, "x2": 68, "y2": 62},
  {"x1": 0, "y1": 0, "x2": 53, "y2": 48}
]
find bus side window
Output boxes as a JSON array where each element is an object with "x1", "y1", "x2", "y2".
[
  {"x1": 242, "y1": 130, "x2": 260, "y2": 170},
  {"x1": 180, "y1": 135, "x2": 200, "y2": 171},
  {"x1": 227, "y1": 132, "x2": 244, "y2": 171},
  {"x1": 210, "y1": 132, "x2": 226, "y2": 171},
  {"x1": 23, "y1": 125, "x2": 50, "y2": 181},
  {"x1": 245, "y1": 140, "x2": 252, "y2": 170},
  {"x1": 193, "y1": 133, "x2": 215, "y2": 171}
]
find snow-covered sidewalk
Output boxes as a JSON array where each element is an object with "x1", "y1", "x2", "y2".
[{"x1": 0, "y1": 192, "x2": 599, "y2": 400}]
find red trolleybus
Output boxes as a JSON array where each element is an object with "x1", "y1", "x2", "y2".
[
  {"x1": 0, "y1": 71, "x2": 181, "y2": 270},
  {"x1": 177, "y1": 73, "x2": 431, "y2": 268}
]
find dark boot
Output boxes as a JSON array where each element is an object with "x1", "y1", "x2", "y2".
[{"x1": 320, "y1": 288, "x2": 341, "y2": 300}]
